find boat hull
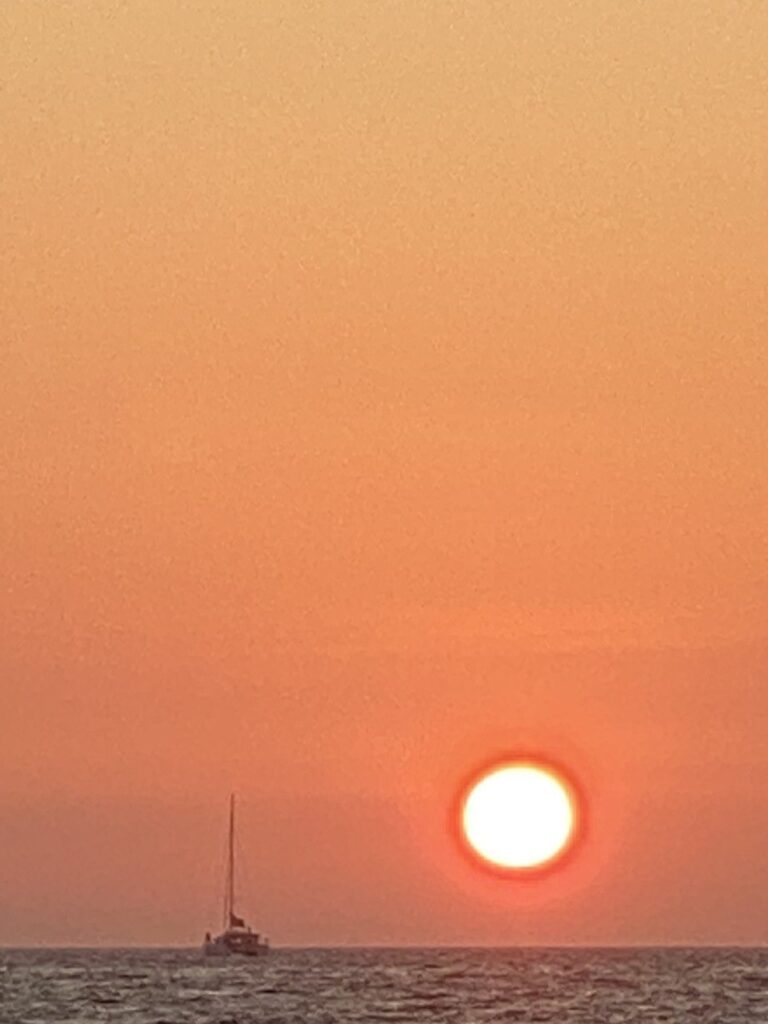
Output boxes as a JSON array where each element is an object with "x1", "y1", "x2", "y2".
[{"x1": 203, "y1": 930, "x2": 269, "y2": 957}]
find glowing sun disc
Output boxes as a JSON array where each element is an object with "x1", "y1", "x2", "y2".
[{"x1": 461, "y1": 762, "x2": 577, "y2": 871}]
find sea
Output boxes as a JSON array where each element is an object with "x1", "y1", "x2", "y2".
[{"x1": 1, "y1": 947, "x2": 767, "y2": 1023}]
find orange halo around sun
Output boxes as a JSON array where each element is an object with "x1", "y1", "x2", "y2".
[{"x1": 457, "y1": 758, "x2": 581, "y2": 875}]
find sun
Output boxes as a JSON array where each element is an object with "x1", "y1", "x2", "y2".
[{"x1": 459, "y1": 760, "x2": 578, "y2": 873}]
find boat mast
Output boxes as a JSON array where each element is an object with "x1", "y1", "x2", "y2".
[{"x1": 225, "y1": 793, "x2": 235, "y2": 929}]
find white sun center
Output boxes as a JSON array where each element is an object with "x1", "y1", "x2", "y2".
[{"x1": 461, "y1": 764, "x2": 575, "y2": 870}]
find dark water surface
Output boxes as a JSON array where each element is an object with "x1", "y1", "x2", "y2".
[{"x1": 2, "y1": 947, "x2": 767, "y2": 1023}]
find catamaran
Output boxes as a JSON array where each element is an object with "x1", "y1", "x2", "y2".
[{"x1": 203, "y1": 795, "x2": 270, "y2": 957}]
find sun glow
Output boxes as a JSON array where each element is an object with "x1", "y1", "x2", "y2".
[{"x1": 460, "y1": 762, "x2": 577, "y2": 872}]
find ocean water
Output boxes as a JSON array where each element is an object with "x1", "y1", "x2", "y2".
[{"x1": 1, "y1": 947, "x2": 767, "y2": 1023}]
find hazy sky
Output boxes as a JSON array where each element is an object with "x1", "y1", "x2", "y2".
[{"x1": 2, "y1": 0, "x2": 767, "y2": 946}]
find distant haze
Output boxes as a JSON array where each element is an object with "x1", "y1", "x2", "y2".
[{"x1": 2, "y1": 1, "x2": 767, "y2": 946}]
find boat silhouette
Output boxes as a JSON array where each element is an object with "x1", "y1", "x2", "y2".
[{"x1": 203, "y1": 795, "x2": 269, "y2": 957}]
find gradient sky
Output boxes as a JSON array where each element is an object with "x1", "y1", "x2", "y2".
[{"x1": 2, "y1": 0, "x2": 767, "y2": 946}]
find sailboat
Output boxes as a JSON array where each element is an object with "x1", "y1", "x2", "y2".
[{"x1": 202, "y1": 795, "x2": 270, "y2": 957}]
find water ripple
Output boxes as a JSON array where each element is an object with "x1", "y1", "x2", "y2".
[{"x1": 1, "y1": 947, "x2": 767, "y2": 1023}]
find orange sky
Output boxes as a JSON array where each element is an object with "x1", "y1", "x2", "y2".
[{"x1": 2, "y1": 0, "x2": 767, "y2": 945}]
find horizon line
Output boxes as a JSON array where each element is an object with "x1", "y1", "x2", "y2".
[{"x1": 4, "y1": 941, "x2": 768, "y2": 951}]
